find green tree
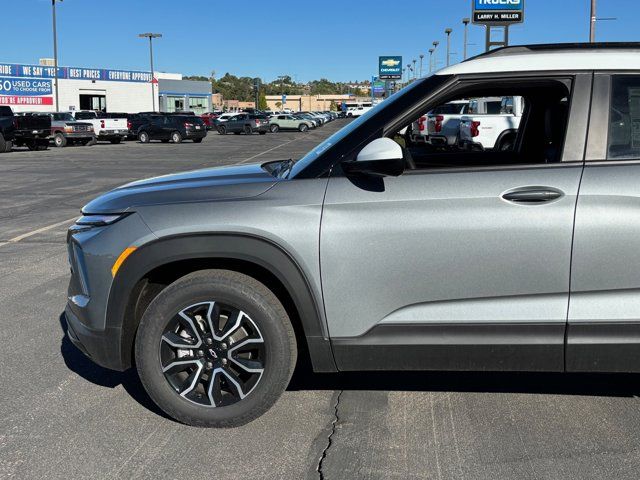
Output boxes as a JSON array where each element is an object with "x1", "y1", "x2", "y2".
[{"x1": 258, "y1": 91, "x2": 268, "y2": 110}]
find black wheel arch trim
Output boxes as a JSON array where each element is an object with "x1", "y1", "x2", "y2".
[{"x1": 106, "y1": 232, "x2": 337, "y2": 372}]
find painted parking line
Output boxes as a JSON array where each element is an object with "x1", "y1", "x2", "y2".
[
  {"x1": 238, "y1": 136, "x2": 310, "y2": 164},
  {"x1": 0, "y1": 216, "x2": 78, "y2": 248}
]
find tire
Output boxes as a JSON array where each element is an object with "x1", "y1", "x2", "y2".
[
  {"x1": 217, "y1": 126, "x2": 227, "y2": 135},
  {"x1": 0, "y1": 132, "x2": 6, "y2": 153},
  {"x1": 497, "y1": 135, "x2": 515, "y2": 151},
  {"x1": 135, "y1": 269, "x2": 297, "y2": 428},
  {"x1": 171, "y1": 131, "x2": 183, "y2": 143},
  {"x1": 4, "y1": 140, "x2": 12, "y2": 152},
  {"x1": 110, "y1": 138, "x2": 121, "y2": 144},
  {"x1": 269, "y1": 124, "x2": 279, "y2": 133},
  {"x1": 298, "y1": 123, "x2": 309, "y2": 132},
  {"x1": 193, "y1": 138, "x2": 203, "y2": 143},
  {"x1": 243, "y1": 125, "x2": 253, "y2": 135},
  {"x1": 54, "y1": 133, "x2": 67, "y2": 148},
  {"x1": 138, "y1": 131, "x2": 151, "y2": 143}
]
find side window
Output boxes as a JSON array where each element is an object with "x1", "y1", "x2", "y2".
[
  {"x1": 278, "y1": 115, "x2": 286, "y2": 120},
  {"x1": 392, "y1": 79, "x2": 572, "y2": 170},
  {"x1": 608, "y1": 75, "x2": 640, "y2": 159}
]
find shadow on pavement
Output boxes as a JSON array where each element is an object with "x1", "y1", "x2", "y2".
[
  {"x1": 59, "y1": 311, "x2": 640, "y2": 408},
  {"x1": 58, "y1": 313, "x2": 172, "y2": 421},
  {"x1": 288, "y1": 358, "x2": 640, "y2": 398}
]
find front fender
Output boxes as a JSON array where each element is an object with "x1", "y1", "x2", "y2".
[{"x1": 107, "y1": 233, "x2": 336, "y2": 372}]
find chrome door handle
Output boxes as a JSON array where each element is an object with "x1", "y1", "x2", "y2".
[{"x1": 502, "y1": 187, "x2": 564, "y2": 204}]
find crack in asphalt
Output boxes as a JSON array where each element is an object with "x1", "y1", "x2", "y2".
[{"x1": 316, "y1": 390, "x2": 342, "y2": 480}]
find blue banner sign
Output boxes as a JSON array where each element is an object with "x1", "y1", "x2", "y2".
[
  {"x1": 0, "y1": 63, "x2": 153, "y2": 83},
  {"x1": 0, "y1": 77, "x2": 52, "y2": 96},
  {"x1": 379, "y1": 56, "x2": 402, "y2": 80},
  {"x1": 473, "y1": 0, "x2": 524, "y2": 24}
]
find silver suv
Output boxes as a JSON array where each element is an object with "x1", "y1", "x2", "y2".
[{"x1": 65, "y1": 43, "x2": 640, "y2": 427}]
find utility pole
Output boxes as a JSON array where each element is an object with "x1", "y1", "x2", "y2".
[
  {"x1": 428, "y1": 49, "x2": 435, "y2": 73},
  {"x1": 445, "y1": 28, "x2": 453, "y2": 66},
  {"x1": 463, "y1": 18, "x2": 470, "y2": 59},
  {"x1": 432, "y1": 41, "x2": 440, "y2": 72},
  {"x1": 138, "y1": 33, "x2": 162, "y2": 112},
  {"x1": 419, "y1": 54, "x2": 424, "y2": 77},
  {"x1": 51, "y1": 0, "x2": 62, "y2": 111},
  {"x1": 590, "y1": 0, "x2": 596, "y2": 42}
]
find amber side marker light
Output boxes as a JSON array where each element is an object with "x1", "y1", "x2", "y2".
[{"x1": 111, "y1": 246, "x2": 137, "y2": 277}]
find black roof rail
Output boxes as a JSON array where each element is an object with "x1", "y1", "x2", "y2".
[{"x1": 463, "y1": 42, "x2": 640, "y2": 63}]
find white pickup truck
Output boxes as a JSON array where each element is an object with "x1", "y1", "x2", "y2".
[
  {"x1": 459, "y1": 96, "x2": 525, "y2": 151},
  {"x1": 66, "y1": 111, "x2": 129, "y2": 144},
  {"x1": 409, "y1": 100, "x2": 470, "y2": 145}
]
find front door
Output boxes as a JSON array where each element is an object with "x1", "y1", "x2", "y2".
[{"x1": 321, "y1": 75, "x2": 590, "y2": 372}]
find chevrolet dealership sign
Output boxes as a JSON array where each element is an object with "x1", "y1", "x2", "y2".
[
  {"x1": 379, "y1": 56, "x2": 402, "y2": 80},
  {"x1": 473, "y1": 0, "x2": 524, "y2": 24}
]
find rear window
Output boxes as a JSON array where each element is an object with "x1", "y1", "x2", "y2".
[
  {"x1": 75, "y1": 111, "x2": 96, "y2": 120},
  {"x1": 432, "y1": 103, "x2": 466, "y2": 115}
]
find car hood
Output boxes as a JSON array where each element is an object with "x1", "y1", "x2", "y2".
[{"x1": 82, "y1": 163, "x2": 279, "y2": 213}]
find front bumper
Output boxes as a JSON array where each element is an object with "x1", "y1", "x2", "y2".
[
  {"x1": 65, "y1": 213, "x2": 156, "y2": 371},
  {"x1": 64, "y1": 303, "x2": 126, "y2": 370},
  {"x1": 64, "y1": 132, "x2": 95, "y2": 140}
]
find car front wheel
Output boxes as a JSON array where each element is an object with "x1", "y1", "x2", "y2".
[{"x1": 135, "y1": 269, "x2": 297, "y2": 427}]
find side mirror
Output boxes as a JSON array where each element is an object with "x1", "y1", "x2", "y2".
[{"x1": 342, "y1": 138, "x2": 405, "y2": 177}]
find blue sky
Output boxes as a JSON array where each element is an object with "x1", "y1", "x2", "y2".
[{"x1": 6, "y1": 0, "x2": 638, "y2": 82}]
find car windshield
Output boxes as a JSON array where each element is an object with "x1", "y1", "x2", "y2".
[
  {"x1": 290, "y1": 77, "x2": 428, "y2": 178},
  {"x1": 52, "y1": 113, "x2": 75, "y2": 121}
]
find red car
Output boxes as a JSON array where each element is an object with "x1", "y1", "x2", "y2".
[{"x1": 200, "y1": 112, "x2": 221, "y2": 129}]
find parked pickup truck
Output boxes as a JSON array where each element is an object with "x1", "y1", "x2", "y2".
[
  {"x1": 459, "y1": 96, "x2": 525, "y2": 151},
  {"x1": 0, "y1": 107, "x2": 51, "y2": 152},
  {"x1": 66, "y1": 110, "x2": 128, "y2": 143},
  {"x1": 34, "y1": 112, "x2": 96, "y2": 147},
  {"x1": 410, "y1": 100, "x2": 470, "y2": 145}
]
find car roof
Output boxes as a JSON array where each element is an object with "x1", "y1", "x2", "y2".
[{"x1": 437, "y1": 42, "x2": 640, "y2": 76}]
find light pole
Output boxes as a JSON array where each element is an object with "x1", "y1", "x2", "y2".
[
  {"x1": 445, "y1": 28, "x2": 453, "y2": 66},
  {"x1": 138, "y1": 33, "x2": 162, "y2": 111},
  {"x1": 432, "y1": 41, "x2": 440, "y2": 72},
  {"x1": 462, "y1": 18, "x2": 470, "y2": 60},
  {"x1": 428, "y1": 49, "x2": 435, "y2": 73},
  {"x1": 51, "y1": 0, "x2": 62, "y2": 111},
  {"x1": 412, "y1": 59, "x2": 417, "y2": 79},
  {"x1": 419, "y1": 54, "x2": 424, "y2": 77},
  {"x1": 590, "y1": 0, "x2": 596, "y2": 42}
]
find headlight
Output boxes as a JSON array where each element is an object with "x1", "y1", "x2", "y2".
[{"x1": 76, "y1": 213, "x2": 129, "y2": 226}]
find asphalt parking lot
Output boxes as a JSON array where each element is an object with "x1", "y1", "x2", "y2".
[{"x1": 2, "y1": 120, "x2": 640, "y2": 480}]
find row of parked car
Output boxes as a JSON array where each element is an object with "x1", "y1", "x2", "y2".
[
  {"x1": 204, "y1": 110, "x2": 342, "y2": 135},
  {"x1": 0, "y1": 105, "x2": 348, "y2": 153},
  {"x1": 0, "y1": 107, "x2": 208, "y2": 152},
  {"x1": 406, "y1": 96, "x2": 524, "y2": 151}
]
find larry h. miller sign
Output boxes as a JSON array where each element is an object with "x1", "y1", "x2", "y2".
[
  {"x1": 473, "y1": 0, "x2": 524, "y2": 25},
  {"x1": 379, "y1": 56, "x2": 402, "y2": 80}
]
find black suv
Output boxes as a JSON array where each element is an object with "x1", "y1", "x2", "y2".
[{"x1": 137, "y1": 114, "x2": 207, "y2": 143}]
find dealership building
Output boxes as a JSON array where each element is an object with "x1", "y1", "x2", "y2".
[{"x1": 0, "y1": 61, "x2": 212, "y2": 114}]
